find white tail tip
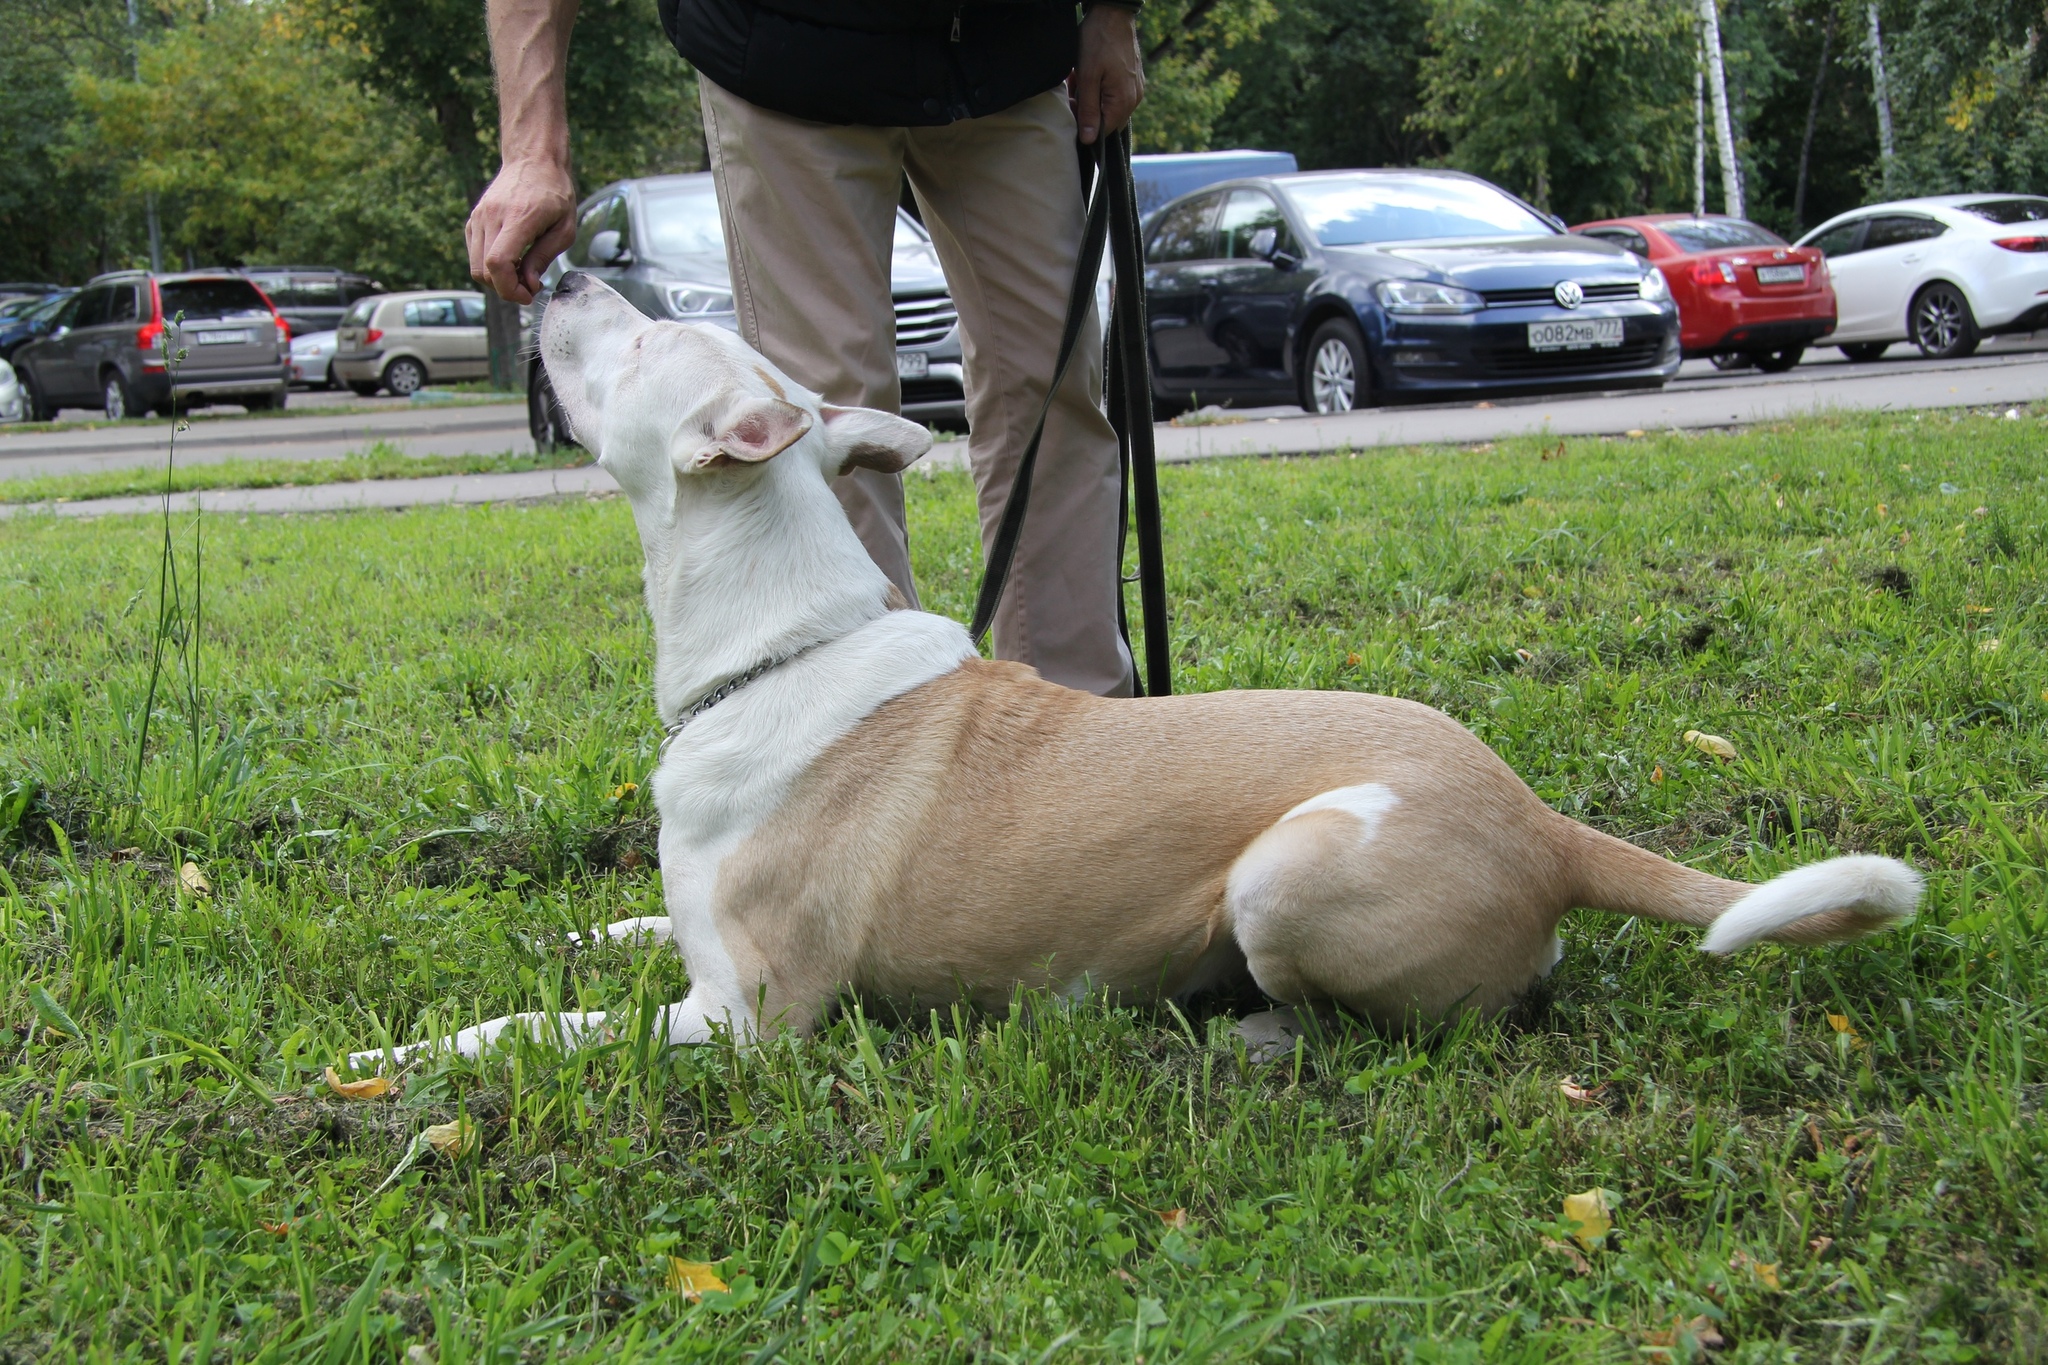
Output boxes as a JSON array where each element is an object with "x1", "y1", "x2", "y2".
[{"x1": 1700, "y1": 855, "x2": 1922, "y2": 954}]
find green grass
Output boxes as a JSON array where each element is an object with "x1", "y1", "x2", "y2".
[
  {"x1": 0, "y1": 442, "x2": 588, "y2": 505},
  {"x1": 1, "y1": 411, "x2": 2043, "y2": 1362}
]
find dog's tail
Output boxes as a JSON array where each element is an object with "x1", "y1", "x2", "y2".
[{"x1": 1554, "y1": 818, "x2": 1921, "y2": 953}]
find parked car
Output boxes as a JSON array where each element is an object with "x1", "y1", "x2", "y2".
[
  {"x1": 14, "y1": 272, "x2": 289, "y2": 420},
  {"x1": 1131, "y1": 150, "x2": 1300, "y2": 222},
  {"x1": 0, "y1": 360, "x2": 25, "y2": 424},
  {"x1": 332, "y1": 291, "x2": 489, "y2": 396},
  {"x1": 232, "y1": 266, "x2": 384, "y2": 337},
  {"x1": 521, "y1": 172, "x2": 966, "y2": 450},
  {"x1": 289, "y1": 329, "x2": 339, "y2": 388},
  {"x1": 1795, "y1": 195, "x2": 2048, "y2": 360},
  {"x1": 1140, "y1": 169, "x2": 1679, "y2": 414},
  {"x1": 0, "y1": 282, "x2": 64, "y2": 306},
  {"x1": 0, "y1": 289, "x2": 77, "y2": 362},
  {"x1": 1571, "y1": 215, "x2": 1834, "y2": 371}
]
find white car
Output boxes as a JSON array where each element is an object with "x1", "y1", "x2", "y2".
[
  {"x1": 289, "y1": 329, "x2": 339, "y2": 388},
  {"x1": 0, "y1": 359, "x2": 24, "y2": 423},
  {"x1": 1796, "y1": 194, "x2": 2048, "y2": 360}
]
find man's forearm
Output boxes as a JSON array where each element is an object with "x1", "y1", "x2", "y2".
[{"x1": 489, "y1": 0, "x2": 581, "y2": 167}]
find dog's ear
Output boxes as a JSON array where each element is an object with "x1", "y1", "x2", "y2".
[
  {"x1": 819, "y1": 404, "x2": 933, "y2": 474},
  {"x1": 678, "y1": 397, "x2": 813, "y2": 473}
]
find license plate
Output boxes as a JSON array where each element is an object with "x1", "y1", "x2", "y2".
[
  {"x1": 1755, "y1": 264, "x2": 1805, "y2": 284},
  {"x1": 197, "y1": 330, "x2": 250, "y2": 345},
  {"x1": 896, "y1": 350, "x2": 929, "y2": 379},
  {"x1": 1527, "y1": 318, "x2": 1623, "y2": 351}
]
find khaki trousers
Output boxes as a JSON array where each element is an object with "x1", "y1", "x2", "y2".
[{"x1": 700, "y1": 79, "x2": 1135, "y2": 697}]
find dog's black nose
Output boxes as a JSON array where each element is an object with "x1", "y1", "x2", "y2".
[{"x1": 557, "y1": 271, "x2": 593, "y2": 297}]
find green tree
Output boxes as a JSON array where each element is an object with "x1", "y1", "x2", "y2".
[
  {"x1": 1212, "y1": 0, "x2": 1439, "y2": 168},
  {"x1": 1131, "y1": 0, "x2": 1281, "y2": 151},
  {"x1": 1416, "y1": 0, "x2": 1696, "y2": 220}
]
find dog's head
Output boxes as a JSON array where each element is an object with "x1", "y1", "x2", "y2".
[{"x1": 539, "y1": 273, "x2": 932, "y2": 515}]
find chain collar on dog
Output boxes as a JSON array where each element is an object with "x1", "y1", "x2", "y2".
[{"x1": 661, "y1": 640, "x2": 826, "y2": 751}]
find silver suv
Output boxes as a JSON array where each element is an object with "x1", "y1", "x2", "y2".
[
  {"x1": 15, "y1": 271, "x2": 290, "y2": 420},
  {"x1": 523, "y1": 172, "x2": 965, "y2": 449}
]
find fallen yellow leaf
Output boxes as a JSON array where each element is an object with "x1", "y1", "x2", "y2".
[
  {"x1": 1965, "y1": 604, "x2": 1993, "y2": 613},
  {"x1": 609, "y1": 782, "x2": 638, "y2": 800},
  {"x1": 1731, "y1": 1249, "x2": 1782, "y2": 1291},
  {"x1": 1344, "y1": 652, "x2": 1361, "y2": 667},
  {"x1": 1683, "y1": 730, "x2": 1737, "y2": 761},
  {"x1": 423, "y1": 1118, "x2": 477, "y2": 1158},
  {"x1": 179, "y1": 862, "x2": 211, "y2": 897},
  {"x1": 1157, "y1": 1207, "x2": 1191, "y2": 1229},
  {"x1": 1650, "y1": 765, "x2": 1665, "y2": 785},
  {"x1": 667, "y1": 1259, "x2": 727, "y2": 1299},
  {"x1": 1876, "y1": 503, "x2": 1888, "y2": 518},
  {"x1": 1562, "y1": 1187, "x2": 1616, "y2": 1251},
  {"x1": 1624, "y1": 428, "x2": 1646, "y2": 438},
  {"x1": 1559, "y1": 1077, "x2": 1607, "y2": 1104},
  {"x1": 323, "y1": 1066, "x2": 391, "y2": 1101},
  {"x1": 1825, "y1": 1013, "x2": 1868, "y2": 1050}
]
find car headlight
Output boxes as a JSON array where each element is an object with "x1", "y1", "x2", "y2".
[
  {"x1": 1638, "y1": 267, "x2": 1671, "y2": 302},
  {"x1": 1375, "y1": 280, "x2": 1485, "y2": 314},
  {"x1": 666, "y1": 284, "x2": 735, "y2": 317}
]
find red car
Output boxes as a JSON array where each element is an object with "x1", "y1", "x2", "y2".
[{"x1": 1570, "y1": 215, "x2": 1836, "y2": 371}]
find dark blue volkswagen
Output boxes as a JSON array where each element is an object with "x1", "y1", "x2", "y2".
[{"x1": 1141, "y1": 169, "x2": 1681, "y2": 413}]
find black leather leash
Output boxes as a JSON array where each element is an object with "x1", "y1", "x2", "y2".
[{"x1": 966, "y1": 125, "x2": 1171, "y2": 697}]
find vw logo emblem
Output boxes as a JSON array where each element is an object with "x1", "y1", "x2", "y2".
[{"x1": 1553, "y1": 280, "x2": 1584, "y2": 309}]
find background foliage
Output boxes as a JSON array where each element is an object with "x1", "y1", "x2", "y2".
[{"x1": 4, "y1": 0, "x2": 2048, "y2": 285}]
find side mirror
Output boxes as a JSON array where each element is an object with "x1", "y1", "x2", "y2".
[
  {"x1": 589, "y1": 230, "x2": 634, "y2": 266},
  {"x1": 1248, "y1": 227, "x2": 1278, "y2": 260}
]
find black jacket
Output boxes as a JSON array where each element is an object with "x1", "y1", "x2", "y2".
[{"x1": 660, "y1": 0, "x2": 1081, "y2": 126}]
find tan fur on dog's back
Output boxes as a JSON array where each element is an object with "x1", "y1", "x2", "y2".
[{"x1": 711, "y1": 660, "x2": 1882, "y2": 1033}]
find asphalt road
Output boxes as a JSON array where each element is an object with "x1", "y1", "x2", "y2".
[{"x1": 6, "y1": 340, "x2": 2046, "y2": 514}]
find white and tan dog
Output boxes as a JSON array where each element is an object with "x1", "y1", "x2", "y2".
[{"x1": 351, "y1": 274, "x2": 1919, "y2": 1069}]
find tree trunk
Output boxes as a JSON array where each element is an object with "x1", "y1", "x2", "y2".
[
  {"x1": 1694, "y1": 31, "x2": 1707, "y2": 216},
  {"x1": 1697, "y1": 0, "x2": 1743, "y2": 217},
  {"x1": 1793, "y1": 9, "x2": 1835, "y2": 231},
  {"x1": 1867, "y1": 1, "x2": 1896, "y2": 188}
]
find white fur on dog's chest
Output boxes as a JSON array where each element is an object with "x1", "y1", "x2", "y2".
[{"x1": 652, "y1": 609, "x2": 976, "y2": 1018}]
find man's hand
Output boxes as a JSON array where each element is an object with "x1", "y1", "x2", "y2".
[
  {"x1": 471, "y1": 0, "x2": 582, "y2": 304},
  {"x1": 468, "y1": 157, "x2": 579, "y2": 305},
  {"x1": 1071, "y1": 4, "x2": 1145, "y2": 145}
]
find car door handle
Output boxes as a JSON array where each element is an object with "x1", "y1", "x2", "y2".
[{"x1": 1901, "y1": 253, "x2": 1922, "y2": 264}]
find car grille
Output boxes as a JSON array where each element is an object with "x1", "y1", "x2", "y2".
[
  {"x1": 1477, "y1": 338, "x2": 1665, "y2": 375},
  {"x1": 894, "y1": 291, "x2": 958, "y2": 346},
  {"x1": 1482, "y1": 282, "x2": 1641, "y2": 307}
]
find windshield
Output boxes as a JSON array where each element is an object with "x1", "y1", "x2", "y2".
[
  {"x1": 640, "y1": 185, "x2": 728, "y2": 259},
  {"x1": 162, "y1": 279, "x2": 272, "y2": 322},
  {"x1": 1282, "y1": 175, "x2": 1554, "y2": 246},
  {"x1": 28, "y1": 292, "x2": 75, "y2": 322},
  {"x1": 1958, "y1": 197, "x2": 2048, "y2": 224},
  {"x1": 1660, "y1": 218, "x2": 1785, "y2": 252}
]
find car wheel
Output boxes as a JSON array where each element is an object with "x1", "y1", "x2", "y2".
[
  {"x1": 102, "y1": 370, "x2": 137, "y2": 420},
  {"x1": 382, "y1": 356, "x2": 427, "y2": 396},
  {"x1": 21, "y1": 368, "x2": 54, "y2": 423},
  {"x1": 1302, "y1": 317, "x2": 1369, "y2": 414},
  {"x1": 1910, "y1": 282, "x2": 1980, "y2": 360},
  {"x1": 1748, "y1": 346, "x2": 1806, "y2": 374},
  {"x1": 528, "y1": 369, "x2": 575, "y2": 452},
  {"x1": 1709, "y1": 352, "x2": 1752, "y2": 371},
  {"x1": 1839, "y1": 342, "x2": 1890, "y2": 362},
  {"x1": 347, "y1": 380, "x2": 381, "y2": 397},
  {"x1": 243, "y1": 388, "x2": 287, "y2": 412}
]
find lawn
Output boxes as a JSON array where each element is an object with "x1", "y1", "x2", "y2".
[{"x1": 1, "y1": 412, "x2": 2043, "y2": 1362}]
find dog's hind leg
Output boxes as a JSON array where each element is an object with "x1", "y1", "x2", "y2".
[{"x1": 1224, "y1": 783, "x2": 1567, "y2": 1032}]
